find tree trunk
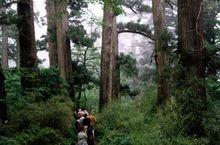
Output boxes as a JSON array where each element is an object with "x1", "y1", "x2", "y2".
[
  {"x1": 54, "y1": 0, "x2": 72, "y2": 80},
  {"x1": 99, "y1": 3, "x2": 119, "y2": 111},
  {"x1": 0, "y1": 64, "x2": 7, "y2": 124},
  {"x1": 17, "y1": 0, "x2": 38, "y2": 89},
  {"x1": 152, "y1": 0, "x2": 170, "y2": 105},
  {"x1": 46, "y1": 0, "x2": 58, "y2": 67},
  {"x1": 16, "y1": 31, "x2": 20, "y2": 68},
  {"x1": 1, "y1": 24, "x2": 9, "y2": 69},
  {"x1": 111, "y1": 11, "x2": 120, "y2": 101},
  {"x1": 177, "y1": 0, "x2": 206, "y2": 137},
  {"x1": 203, "y1": 0, "x2": 220, "y2": 75}
]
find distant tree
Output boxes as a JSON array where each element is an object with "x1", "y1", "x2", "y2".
[
  {"x1": 177, "y1": 0, "x2": 206, "y2": 137},
  {"x1": 0, "y1": 7, "x2": 8, "y2": 69},
  {"x1": 152, "y1": 0, "x2": 170, "y2": 105},
  {"x1": 46, "y1": 0, "x2": 58, "y2": 67},
  {"x1": 17, "y1": 0, "x2": 38, "y2": 90},
  {"x1": 1, "y1": 25, "x2": 8, "y2": 69},
  {"x1": 16, "y1": 30, "x2": 20, "y2": 68},
  {"x1": 203, "y1": 0, "x2": 220, "y2": 76}
]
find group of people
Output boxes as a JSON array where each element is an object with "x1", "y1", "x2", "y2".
[{"x1": 75, "y1": 108, "x2": 96, "y2": 145}]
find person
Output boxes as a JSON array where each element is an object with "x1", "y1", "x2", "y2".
[
  {"x1": 82, "y1": 113, "x2": 90, "y2": 131},
  {"x1": 75, "y1": 108, "x2": 96, "y2": 145},
  {"x1": 86, "y1": 127, "x2": 94, "y2": 145},
  {"x1": 87, "y1": 113, "x2": 96, "y2": 138},
  {"x1": 85, "y1": 111, "x2": 96, "y2": 145},
  {"x1": 76, "y1": 111, "x2": 85, "y2": 133},
  {"x1": 76, "y1": 126, "x2": 88, "y2": 145}
]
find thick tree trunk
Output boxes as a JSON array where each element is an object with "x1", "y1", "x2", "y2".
[
  {"x1": 99, "y1": 3, "x2": 119, "y2": 111},
  {"x1": 17, "y1": 0, "x2": 38, "y2": 89},
  {"x1": 152, "y1": 0, "x2": 170, "y2": 105},
  {"x1": 54, "y1": 0, "x2": 72, "y2": 80},
  {"x1": 46, "y1": 0, "x2": 58, "y2": 67},
  {"x1": 177, "y1": 0, "x2": 206, "y2": 137},
  {"x1": 1, "y1": 24, "x2": 9, "y2": 69},
  {"x1": 0, "y1": 65, "x2": 7, "y2": 124}
]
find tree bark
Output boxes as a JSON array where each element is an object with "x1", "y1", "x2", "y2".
[
  {"x1": 16, "y1": 31, "x2": 20, "y2": 68},
  {"x1": 111, "y1": 8, "x2": 120, "y2": 101},
  {"x1": 1, "y1": 24, "x2": 9, "y2": 69},
  {"x1": 46, "y1": 0, "x2": 58, "y2": 67},
  {"x1": 17, "y1": 0, "x2": 38, "y2": 89},
  {"x1": 0, "y1": 7, "x2": 8, "y2": 69},
  {"x1": 177, "y1": 0, "x2": 206, "y2": 137},
  {"x1": 152, "y1": 0, "x2": 170, "y2": 105},
  {"x1": 99, "y1": 3, "x2": 119, "y2": 111},
  {"x1": 0, "y1": 64, "x2": 7, "y2": 124},
  {"x1": 54, "y1": 0, "x2": 72, "y2": 80}
]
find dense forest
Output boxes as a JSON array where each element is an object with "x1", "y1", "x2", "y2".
[{"x1": 0, "y1": 0, "x2": 219, "y2": 145}]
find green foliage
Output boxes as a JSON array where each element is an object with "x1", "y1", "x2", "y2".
[
  {"x1": 68, "y1": 0, "x2": 88, "y2": 17},
  {"x1": 159, "y1": 29, "x2": 175, "y2": 53},
  {"x1": 121, "y1": 0, "x2": 151, "y2": 14},
  {"x1": 0, "y1": 9, "x2": 19, "y2": 25},
  {"x1": 15, "y1": 126, "x2": 63, "y2": 145},
  {"x1": 2, "y1": 68, "x2": 76, "y2": 145},
  {"x1": 104, "y1": 0, "x2": 123, "y2": 16},
  {"x1": 119, "y1": 53, "x2": 140, "y2": 98},
  {"x1": 117, "y1": 22, "x2": 153, "y2": 39},
  {"x1": 119, "y1": 53, "x2": 138, "y2": 78},
  {"x1": 37, "y1": 67, "x2": 65, "y2": 100},
  {"x1": 97, "y1": 86, "x2": 215, "y2": 145},
  {"x1": 207, "y1": 76, "x2": 220, "y2": 99},
  {"x1": 68, "y1": 25, "x2": 94, "y2": 48},
  {"x1": 97, "y1": 102, "x2": 144, "y2": 145},
  {"x1": 0, "y1": 136, "x2": 16, "y2": 145},
  {"x1": 4, "y1": 69, "x2": 23, "y2": 113},
  {"x1": 12, "y1": 96, "x2": 74, "y2": 132}
]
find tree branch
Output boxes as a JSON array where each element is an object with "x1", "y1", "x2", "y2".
[{"x1": 118, "y1": 29, "x2": 154, "y2": 40}]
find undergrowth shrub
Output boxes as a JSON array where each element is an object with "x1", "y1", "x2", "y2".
[
  {"x1": 97, "y1": 86, "x2": 211, "y2": 145},
  {"x1": 2, "y1": 68, "x2": 76, "y2": 145},
  {"x1": 37, "y1": 67, "x2": 66, "y2": 101},
  {"x1": 15, "y1": 126, "x2": 63, "y2": 145},
  {"x1": 12, "y1": 96, "x2": 74, "y2": 133}
]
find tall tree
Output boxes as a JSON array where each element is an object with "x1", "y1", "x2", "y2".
[
  {"x1": 0, "y1": 64, "x2": 7, "y2": 124},
  {"x1": 1, "y1": 24, "x2": 8, "y2": 69},
  {"x1": 54, "y1": 0, "x2": 72, "y2": 80},
  {"x1": 0, "y1": 7, "x2": 8, "y2": 69},
  {"x1": 152, "y1": 0, "x2": 170, "y2": 105},
  {"x1": 46, "y1": 0, "x2": 58, "y2": 67},
  {"x1": 17, "y1": 0, "x2": 38, "y2": 89},
  {"x1": 177, "y1": 0, "x2": 206, "y2": 137},
  {"x1": 111, "y1": 15, "x2": 120, "y2": 101},
  {"x1": 99, "y1": 1, "x2": 119, "y2": 110},
  {"x1": 203, "y1": 0, "x2": 220, "y2": 76},
  {"x1": 16, "y1": 31, "x2": 20, "y2": 68}
]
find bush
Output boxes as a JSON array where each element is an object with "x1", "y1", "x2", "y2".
[
  {"x1": 97, "y1": 86, "x2": 210, "y2": 145},
  {"x1": 15, "y1": 126, "x2": 63, "y2": 145},
  {"x1": 37, "y1": 67, "x2": 66, "y2": 101},
  {"x1": 12, "y1": 96, "x2": 74, "y2": 133}
]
